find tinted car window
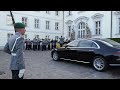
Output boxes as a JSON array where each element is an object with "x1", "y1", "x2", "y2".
[
  {"x1": 78, "y1": 40, "x2": 93, "y2": 47},
  {"x1": 67, "y1": 40, "x2": 79, "y2": 47},
  {"x1": 100, "y1": 39, "x2": 120, "y2": 48}
]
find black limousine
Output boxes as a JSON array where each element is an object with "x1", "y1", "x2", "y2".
[{"x1": 51, "y1": 38, "x2": 120, "y2": 71}]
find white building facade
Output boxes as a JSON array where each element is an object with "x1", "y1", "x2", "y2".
[
  {"x1": 0, "y1": 11, "x2": 63, "y2": 49},
  {"x1": 1, "y1": 11, "x2": 120, "y2": 50},
  {"x1": 64, "y1": 11, "x2": 120, "y2": 40}
]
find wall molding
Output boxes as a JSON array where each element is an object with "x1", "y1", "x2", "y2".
[
  {"x1": 114, "y1": 11, "x2": 120, "y2": 15},
  {"x1": 74, "y1": 16, "x2": 89, "y2": 24},
  {"x1": 91, "y1": 13, "x2": 104, "y2": 19}
]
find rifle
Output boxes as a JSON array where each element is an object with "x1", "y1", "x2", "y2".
[{"x1": 10, "y1": 11, "x2": 16, "y2": 32}]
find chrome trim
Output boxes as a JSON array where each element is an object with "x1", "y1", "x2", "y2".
[
  {"x1": 109, "y1": 64, "x2": 120, "y2": 66},
  {"x1": 92, "y1": 41, "x2": 100, "y2": 49},
  {"x1": 60, "y1": 58, "x2": 90, "y2": 63},
  {"x1": 116, "y1": 58, "x2": 120, "y2": 61},
  {"x1": 89, "y1": 50, "x2": 94, "y2": 51},
  {"x1": 54, "y1": 49, "x2": 58, "y2": 50},
  {"x1": 66, "y1": 40, "x2": 100, "y2": 49},
  {"x1": 97, "y1": 39, "x2": 113, "y2": 47},
  {"x1": 67, "y1": 47, "x2": 99, "y2": 49}
]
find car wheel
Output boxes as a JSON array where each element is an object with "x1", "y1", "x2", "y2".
[
  {"x1": 92, "y1": 56, "x2": 108, "y2": 72},
  {"x1": 52, "y1": 52, "x2": 60, "y2": 61}
]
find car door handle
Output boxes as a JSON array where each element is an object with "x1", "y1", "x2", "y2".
[
  {"x1": 66, "y1": 47, "x2": 70, "y2": 49},
  {"x1": 89, "y1": 50, "x2": 94, "y2": 51}
]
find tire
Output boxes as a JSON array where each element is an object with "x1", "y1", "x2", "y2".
[
  {"x1": 92, "y1": 56, "x2": 108, "y2": 72},
  {"x1": 52, "y1": 52, "x2": 60, "y2": 61}
]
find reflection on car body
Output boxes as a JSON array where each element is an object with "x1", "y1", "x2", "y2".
[{"x1": 51, "y1": 38, "x2": 120, "y2": 71}]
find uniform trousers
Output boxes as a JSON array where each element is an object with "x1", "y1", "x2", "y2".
[{"x1": 11, "y1": 70, "x2": 24, "y2": 79}]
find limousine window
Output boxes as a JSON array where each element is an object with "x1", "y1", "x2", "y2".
[
  {"x1": 78, "y1": 40, "x2": 93, "y2": 47},
  {"x1": 67, "y1": 40, "x2": 79, "y2": 47},
  {"x1": 101, "y1": 39, "x2": 120, "y2": 48}
]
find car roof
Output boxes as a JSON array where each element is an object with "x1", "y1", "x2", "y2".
[{"x1": 76, "y1": 38, "x2": 106, "y2": 41}]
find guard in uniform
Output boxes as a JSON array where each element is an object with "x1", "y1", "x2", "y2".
[
  {"x1": 25, "y1": 39, "x2": 29, "y2": 50},
  {"x1": 28, "y1": 39, "x2": 32, "y2": 50},
  {"x1": 44, "y1": 38, "x2": 47, "y2": 51},
  {"x1": 37, "y1": 38, "x2": 41, "y2": 50},
  {"x1": 24, "y1": 39, "x2": 27, "y2": 50},
  {"x1": 47, "y1": 38, "x2": 51, "y2": 50},
  {"x1": 59, "y1": 36, "x2": 65, "y2": 47},
  {"x1": 32, "y1": 37, "x2": 37, "y2": 51},
  {"x1": 4, "y1": 22, "x2": 26, "y2": 79},
  {"x1": 51, "y1": 39, "x2": 54, "y2": 49},
  {"x1": 42, "y1": 39, "x2": 45, "y2": 51},
  {"x1": 53, "y1": 39, "x2": 57, "y2": 49}
]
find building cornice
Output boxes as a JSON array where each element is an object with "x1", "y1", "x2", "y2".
[
  {"x1": 65, "y1": 20, "x2": 73, "y2": 24},
  {"x1": 114, "y1": 11, "x2": 120, "y2": 15},
  {"x1": 91, "y1": 13, "x2": 104, "y2": 19}
]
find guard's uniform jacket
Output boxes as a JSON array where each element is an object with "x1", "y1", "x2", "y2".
[
  {"x1": 42, "y1": 39, "x2": 47, "y2": 51},
  {"x1": 37, "y1": 39, "x2": 41, "y2": 50},
  {"x1": 59, "y1": 37, "x2": 64, "y2": 47},
  {"x1": 32, "y1": 38, "x2": 37, "y2": 50},
  {"x1": 47, "y1": 39, "x2": 50, "y2": 50},
  {"x1": 4, "y1": 32, "x2": 25, "y2": 70},
  {"x1": 59, "y1": 37, "x2": 64, "y2": 44}
]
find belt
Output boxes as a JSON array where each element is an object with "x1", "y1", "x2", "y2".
[{"x1": 11, "y1": 53, "x2": 17, "y2": 56}]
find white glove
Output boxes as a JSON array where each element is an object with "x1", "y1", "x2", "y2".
[{"x1": 18, "y1": 69, "x2": 25, "y2": 78}]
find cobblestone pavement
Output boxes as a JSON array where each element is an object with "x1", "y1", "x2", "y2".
[{"x1": 0, "y1": 50, "x2": 120, "y2": 79}]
